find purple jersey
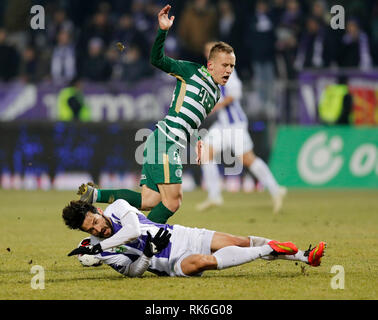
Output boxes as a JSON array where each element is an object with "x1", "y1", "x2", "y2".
[{"x1": 90, "y1": 200, "x2": 174, "y2": 276}]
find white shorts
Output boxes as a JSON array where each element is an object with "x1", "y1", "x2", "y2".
[
  {"x1": 169, "y1": 225, "x2": 215, "y2": 277},
  {"x1": 203, "y1": 122, "x2": 253, "y2": 157}
]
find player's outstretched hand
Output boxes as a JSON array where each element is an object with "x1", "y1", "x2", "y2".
[
  {"x1": 143, "y1": 228, "x2": 171, "y2": 258},
  {"x1": 67, "y1": 243, "x2": 103, "y2": 256},
  {"x1": 158, "y1": 4, "x2": 175, "y2": 31}
]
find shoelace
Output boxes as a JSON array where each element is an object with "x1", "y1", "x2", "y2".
[{"x1": 303, "y1": 244, "x2": 313, "y2": 257}]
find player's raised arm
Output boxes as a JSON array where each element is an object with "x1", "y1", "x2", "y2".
[
  {"x1": 150, "y1": 5, "x2": 184, "y2": 75},
  {"x1": 99, "y1": 210, "x2": 141, "y2": 251}
]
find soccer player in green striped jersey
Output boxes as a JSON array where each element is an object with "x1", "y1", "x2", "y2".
[{"x1": 77, "y1": 4, "x2": 236, "y2": 223}]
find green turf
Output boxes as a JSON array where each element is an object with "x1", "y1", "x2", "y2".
[{"x1": 0, "y1": 189, "x2": 377, "y2": 300}]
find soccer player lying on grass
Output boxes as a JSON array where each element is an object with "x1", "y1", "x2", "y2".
[
  {"x1": 63, "y1": 199, "x2": 326, "y2": 277},
  {"x1": 77, "y1": 4, "x2": 236, "y2": 224}
]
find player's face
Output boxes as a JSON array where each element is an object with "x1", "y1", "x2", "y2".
[
  {"x1": 207, "y1": 52, "x2": 235, "y2": 86},
  {"x1": 81, "y1": 209, "x2": 113, "y2": 238}
]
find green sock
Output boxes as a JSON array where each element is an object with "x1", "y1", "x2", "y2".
[
  {"x1": 147, "y1": 202, "x2": 175, "y2": 224},
  {"x1": 97, "y1": 189, "x2": 142, "y2": 208}
]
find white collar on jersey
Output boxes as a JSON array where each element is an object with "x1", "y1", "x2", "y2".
[{"x1": 198, "y1": 66, "x2": 218, "y2": 91}]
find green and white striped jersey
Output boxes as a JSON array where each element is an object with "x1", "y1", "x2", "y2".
[{"x1": 150, "y1": 29, "x2": 221, "y2": 148}]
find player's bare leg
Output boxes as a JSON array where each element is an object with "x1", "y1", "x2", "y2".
[
  {"x1": 146, "y1": 183, "x2": 182, "y2": 223},
  {"x1": 158, "y1": 183, "x2": 183, "y2": 212},
  {"x1": 181, "y1": 254, "x2": 218, "y2": 276},
  {"x1": 140, "y1": 184, "x2": 161, "y2": 211},
  {"x1": 210, "y1": 232, "x2": 250, "y2": 252}
]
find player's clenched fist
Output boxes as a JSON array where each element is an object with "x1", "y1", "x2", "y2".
[{"x1": 158, "y1": 4, "x2": 175, "y2": 31}]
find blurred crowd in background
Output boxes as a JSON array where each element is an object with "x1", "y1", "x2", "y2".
[
  {"x1": 0, "y1": 0, "x2": 377, "y2": 85},
  {"x1": 0, "y1": 0, "x2": 377, "y2": 190}
]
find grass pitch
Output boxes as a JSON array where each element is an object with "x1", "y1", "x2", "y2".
[{"x1": 0, "y1": 188, "x2": 377, "y2": 300}]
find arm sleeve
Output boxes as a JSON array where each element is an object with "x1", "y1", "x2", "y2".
[
  {"x1": 99, "y1": 201, "x2": 142, "y2": 251},
  {"x1": 150, "y1": 28, "x2": 195, "y2": 77},
  {"x1": 127, "y1": 255, "x2": 151, "y2": 277},
  {"x1": 99, "y1": 252, "x2": 151, "y2": 277}
]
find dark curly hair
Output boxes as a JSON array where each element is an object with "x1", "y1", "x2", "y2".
[{"x1": 62, "y1": 200, "x2": 97, "y2": 230}]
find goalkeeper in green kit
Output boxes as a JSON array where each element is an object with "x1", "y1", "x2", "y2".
[{"x1": 78, "y1": 4, "x2": 236, "y2": 224}]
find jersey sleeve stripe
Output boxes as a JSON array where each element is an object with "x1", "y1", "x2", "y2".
[
  {"x1": 163, "y1": 153, "x2": 170, "y2": 183},
  {"x1": 168, "y1": 73, "x2": 187, "y2": 113}
]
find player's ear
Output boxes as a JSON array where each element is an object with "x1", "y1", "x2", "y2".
[
  {"x1": 207, "y1": 60, "x2": 213, "y2": 71},
  {"x1": 96, "y1": 207, "x2": 104, "y2": 215}
]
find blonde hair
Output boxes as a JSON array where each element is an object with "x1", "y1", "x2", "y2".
[{"x1": 208, "y1": 41, "x2": 234, "y2": 60}]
